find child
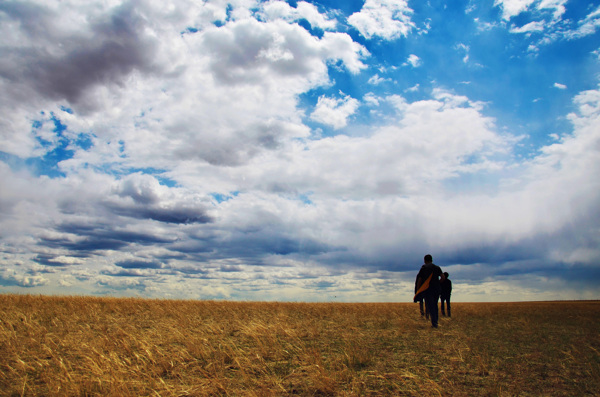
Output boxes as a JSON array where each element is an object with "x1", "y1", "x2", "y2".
[{"x1": 440, "y1": 272, "x2": 452, "y2": 317}]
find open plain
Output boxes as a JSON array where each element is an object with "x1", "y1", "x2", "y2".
[{"x1": 0, "y1": 295, "x2": 598, "y2": 396}]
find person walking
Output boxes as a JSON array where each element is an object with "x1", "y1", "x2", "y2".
[
  {"x1": 441, "y1": 272, "x2": 452, "y2": 317},
  {"x1": 415, "y1": 269, "x2": 429, "y2": 319},
  {"x1": 413, "y1": 254, "x2": 445, "y2": 328}
]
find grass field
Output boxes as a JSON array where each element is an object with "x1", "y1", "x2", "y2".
[{"x1": 0, "y1": 295, "x2": 598, "y2": 396}]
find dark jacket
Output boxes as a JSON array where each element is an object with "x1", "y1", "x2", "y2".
[
  {"x1": 441, "y1": 278, "x2": 452, "y2": 298},
  {"x1": 416, "y1": 263, "x2": 443, "y2": 295}
]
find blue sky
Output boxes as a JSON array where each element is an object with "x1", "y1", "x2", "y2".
[{"x1": 0, "y1": 0, "x2": 599, "y2": 301}]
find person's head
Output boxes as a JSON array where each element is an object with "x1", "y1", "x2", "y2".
[
  {"x1": 424, "y1": 254, "x2": 433, "y2": 264},
  {"x1": 444, "y1": 272, "x2": 449, "y2": 279}
]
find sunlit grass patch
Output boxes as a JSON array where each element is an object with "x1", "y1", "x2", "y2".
[{"x1": 0, "y1": 295, "x2": 598, "y2": 396}]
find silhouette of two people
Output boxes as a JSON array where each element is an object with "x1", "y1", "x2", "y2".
[{"x1": 414, "y1": 254, "x2": 446, "y2": 328}]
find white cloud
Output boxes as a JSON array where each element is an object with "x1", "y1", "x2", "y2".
[
  {"x1": 507, "y1": 4, "x2": 600, "y2": 48},
  {"x1": 0, "y1": 1, "x2": 367, "y2": 167},
  {"x1": 310, "y1": 93, "x2": 360, "y2": 129},
  {"x1": 363, "y1": 92, "x2": 381, "y2": 106},
  {"x1": 251, "y1": 90, "x2": 508, "y2": 203},
  {"x1": 200, "y1": 18, "x2": 366, "y2": 85},
  {"x1": 1, "y1": 85, "x2": 599, "y2": 301},
  {"x1": 539, "y1": 0, "x2": 568, "y2": 20},
  {"x1": 0, "y1": 0, "x2": 598, "y2": 302},
  {"x1": 367, "y1": 74, "x2": 391, "y2": 85},
  {"x1": 569, "y1": 5, "x2": 600, "y2": 39},
  {"x1": 1, "y1": 268, "x2": 49, "y2": 287},
  {"x1": 495, "y1": 0, "x2": 536, "y2": 21},
  {"x1": 405, "y1": 84, "x2": 420, "y2": 93},
  {"x1": 405, "y1": 54, "x2": 421, "y2": 67},
  {"x1": 495, "y1": 0, "x2": 567, "y2": 21},
  {"x1": 474, "y1": 18, "x2": 498, "y2": 32},
  {"x1": 510, "y1": 21, "x2": 545, "y2": 33},
  {"x1": 455, "y1": 44, "x2": 470, "y2": 63},
  {"x1": 348, "y1": 0, "x2": 415, "y2": 40},
  {"x1": 554, "y1": 82, "x2": 567, "y2": 89},
  {"x1": 260, "y1": 0, "x2": 337, "y2": 30}
]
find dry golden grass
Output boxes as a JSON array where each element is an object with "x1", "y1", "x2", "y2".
[{"x1": 0, "y1": 295, "x2": 598, "y2": 396}]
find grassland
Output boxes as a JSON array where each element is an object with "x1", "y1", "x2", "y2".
[{"x1": 0, "y1": 295, "x2": 598, "y2": 396}]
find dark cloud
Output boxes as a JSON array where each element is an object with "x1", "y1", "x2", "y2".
[
  {"x1": 222, "y1": 230, "x2": 333, "y2": 257},
  {"x1": 115, "y1": 260, "x2": 163, "y2": 269},
  {"x1": 36, "y1": 221, "x2": 176, "y2": 256},
  {"x1": 33, "y1": 254, "x2": 73, "y2": 267},
  {"x1": 136, "y1": 206, "x2": 213, "y2": 224},
  {"x1": 164, "y1": 265, "x2": 211, "y2": 277},
  {"x1": 40, "y1": 235, "x2": 128, "y2": 253},
  {"x1": 165, "y1": 241, "x2": 215, "y2": 254},
  {"x1": 439, "y1": 240, "x2": 548, "y2": 267},
  {"x1": 220, "y1": 264, "x2": 243, "y2": 272},
  {"x1": 547, "y1": 263, "x2": 600, "y2": 285},
  {"x1": 104, "y1": 201, "x2": 213, "y2": 224},
  {"x1": 0, "y1": 1, "x2": 159, "y2": 108},
  {"x1": 310, "y1": 280, "x2": 335, "y2": 289},
  {"x1": 56, "y1": 223, "x2": 174, "y2": 245}
]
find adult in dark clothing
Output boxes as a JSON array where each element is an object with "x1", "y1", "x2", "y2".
[
  {"x1": 415, "y1": 269, "x2": 429, "y2": 319},
  {"x1": 414, "y1": 254, "x2": 445, "y2": 328},
  {"x1": 441, "y1": 272, "x2": 452, "y2": 317}
]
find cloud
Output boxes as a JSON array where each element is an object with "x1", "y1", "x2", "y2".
[
  {"x1": 0, "y1": 0, "x2": 598, "y2": 302},
  {"x1": 405, "y1": 54, "x2": 421, "y2": 68},
  {"x1": 105, "y1": 174, "x2": 213, "y2": 224},
  {"x1": 115, "y1": 260, "x2": 164, "y2": 269},
  {"x1": 310, "y1": 93, "x2": 360, "y2": 129},
  {"x1": 201, "y1": 18, "x2": 367, "y2": 85},
  {"x1": 510, "y1": 21, "x2": 545, "y2": 33},
  {"x1": 494, "y1": 0, "x2": 537, "y2": 21},
  {"x1": 0, "y1": 1, "x2": 161, "y2": 107},
  {"x1": 455, "y1": 44, "x2": 470, "y2": 63},
  {"x1": 260, "y1": 0, "x2": 337, "y2": 30},
  {"x1": 0, "y1": 1, "x2": 367, "y2": 168},
  {"x1": 554, "y1": 82, "x2": 567, "y2": 89},
  {"x1": 348, "y1": 0, "x2": 415, "y2": 40},
  {"x1": 0, "y1": 268, "x2": 49, "y2": 287},
  {"x1": 495, "y1": 0, "x2": 567, "y2": 21},
  {"x1": 569, "y1": 5, "x2": 600, "y2": 39},
  {"x1": 539, "y1": 0, "x2": 568, "y2": 20},
  {"x1": 219, "y1": 86, "x2": 600, "y2": 279},
  {"x1": 368, "y1": 74, "x2": 391, "y2": 85},
  {"x1": 504, "y1": 4, "x2": 600, "y2": 49}
]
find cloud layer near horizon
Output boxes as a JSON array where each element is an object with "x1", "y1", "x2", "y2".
[{"x1": 1, "y1": 0, "x2": 599, "y2": 301}]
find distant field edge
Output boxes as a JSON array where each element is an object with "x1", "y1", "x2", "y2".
[{"x1": 0, "y1": 293, "x2": 598, "y2": 304}]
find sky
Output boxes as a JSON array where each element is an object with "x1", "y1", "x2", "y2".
[{"x1": 0, "y1": 0, "x2": 599, "y2": 302}]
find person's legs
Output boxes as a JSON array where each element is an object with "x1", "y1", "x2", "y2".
[
  {"x1": 425, "y1": 290, "x2": 439, "y2": 327},
  {"x1": 419, "y1": 299, "x2": 424, "y2": 316},
  {"x1": 447, "y1": 297, "x2": 451, "y2": 317},
  {"x1": 441, "y1": 297, "x2": 447, "y2": 316}
]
